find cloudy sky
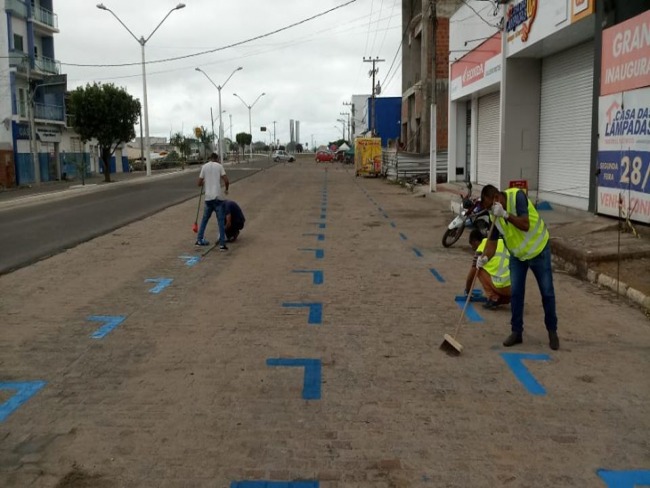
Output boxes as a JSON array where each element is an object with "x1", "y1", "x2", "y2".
[{"x1": 55, "y1": 0, "x2": 403, "y2": 148}]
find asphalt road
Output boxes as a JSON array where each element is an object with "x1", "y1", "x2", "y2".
[{"x1": 0, "y1": 161, "x2": 275, "y2": 275}]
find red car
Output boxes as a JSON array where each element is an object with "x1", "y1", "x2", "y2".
[{"x1": 315, "y1": 150, "x2": 334, "y2": 163}]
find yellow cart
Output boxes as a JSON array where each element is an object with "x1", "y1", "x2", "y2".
[{"x1": 354, "y1": 137, "x2": 382, "y2": 177}]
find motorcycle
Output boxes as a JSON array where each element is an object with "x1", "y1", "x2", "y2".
[{"x1": 442, "y1": 181, "x2": 491, "y2": 248}]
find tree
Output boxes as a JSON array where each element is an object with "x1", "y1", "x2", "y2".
[
  {"x1": 194, "y1": 125, "x2": 213, "y2": 158},
  {"x1": 68, "y1": 82, "x2": 141, "y2": 182},
  {"x1": 170, "y1": 132, "x2": 192, "y2": 165},
  {"x1": 236, "y1": 132, "x2": 252, "y2": 158},
  {"x1": 296, "y1": 143, "x2": 303, "y2": 153}
]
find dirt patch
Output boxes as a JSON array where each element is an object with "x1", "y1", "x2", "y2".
[{"x1": 55, "y1": 464, "x2": 111, "y2": 488}]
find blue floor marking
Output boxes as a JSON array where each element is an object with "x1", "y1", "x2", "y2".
[
  {"x1": 0, "y1": 381, "x2": 47, "y2": 423},
  {"x1": 390, "y1": 222, "x2": 397, "y2": 228},
  {"x1": 282, "y1": 302, "x2": 323, "y2": 325},
  {"x1": 302, "y1": 233, "x2": 325, "y2": 241},
  {"x1": 232, "y1": 482, "x2": 319, "y2": 488},
  {"x1": 382, "y1": 213, "x2": 389, "y2": 218},
  {"x1": 429, "y1": 268, "x2": 446, "y2": 282},
  {"x1": 399, "y1": 233, "x2": 408, "y2": 240},
  {"x1": 454, "y1": 300, "x2": 483, "y2": 322},
  {"x1": 145, "y1": 278, "x2": 173, "y2": 294},
  {"x1": 311, "y1": 222, "x2": 326, "y2": 229},
  {"x1": 266, "y1": 358, "x2": 322, "y2": 400},
  {"x1": 87, "y1": 315, "x2": 127, "y2": 339},
  {"x1": 298, "y1": 248, "x2": 324, "y2": 259},
  {"x1": 292, "y1": 270, "x2": 324, "y2": 285},
  {"x1": 597, "y1": 469, "x2": 650, "y2": 487},
  {"x1": 320, "y1": 213, "x2": 327, "y2": 219},
  {"x1": 412, "y1": 247, "x2": 423, "y2": 257},
  {"x1": 500, "y1": 352, "x2": 551, "y2": 396},
  {"x1": 179, "y1": 255, "x2": 200, "y2": 267}
]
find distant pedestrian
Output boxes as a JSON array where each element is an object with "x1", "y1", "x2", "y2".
[
  {"x1": 224, "y1": 200, "x2": 246, "y2": 242},
  {"x1": 195, "y1": 153, "x2": 230, "y2": 251},
  {"x1": 479, "y1": 184, "x2": 559, "y2": 350}
]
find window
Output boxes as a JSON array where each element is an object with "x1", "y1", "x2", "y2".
[
  {"x1": 13, "y1": 34, "x2": 24, "y2": 52},
  {"x1": 34, "y1": 46, "x2": 38, "y2": 58}
]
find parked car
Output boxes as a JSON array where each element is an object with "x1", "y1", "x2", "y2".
[
  {"x1": 315, "y1": 150, "x2": 334, "y2": 163},
  {"x1": 272, "y1": 150, "x2": 295, "y2": 162}
]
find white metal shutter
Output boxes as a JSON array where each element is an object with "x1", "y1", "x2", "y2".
[
  {"x1": 477, "y1": 92, "x2": 501, "y2": 186},
  {"x1": 539, "y1": 42, "x2": 594, "y2": 210}
]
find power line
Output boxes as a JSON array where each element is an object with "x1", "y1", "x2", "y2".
[
  {"x1": 61, "y1": 0, "x2": 358, "y2": 68},
  {"x1": 459, "y1": 0, "x2": 501, "y2": 29},
  {"x1": 370, "y1": 0, "x2": 386, "y2": 55}
]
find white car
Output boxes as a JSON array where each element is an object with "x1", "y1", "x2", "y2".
[{"x1": 272, "y1": 150, "x2": 295, "y2": 162}]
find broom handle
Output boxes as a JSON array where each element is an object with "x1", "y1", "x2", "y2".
[
  {"x1": 195, "y1": 187, "x2": 204, "y2": 221},
  {"x1": 451, "y1": 215, "x2": 498, "y2": 340}
]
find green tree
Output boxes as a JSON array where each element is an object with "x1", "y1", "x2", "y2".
[
  {"x1": 170, "y1": 132, "x2": 192, "y2": 166},
  {"x1": 68, "y1": 82, "x2": 141, "y2": 182},
  {"x1": 195, "y1": 125, "x2": 213, "y2": 158},
  {"x1": 236, "y1": 132, "x2": 252, "y2": 158}
]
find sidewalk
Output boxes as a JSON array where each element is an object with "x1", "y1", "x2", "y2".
[{"x1": 424, "y1": 182, "x2": 650, "y2": 312}]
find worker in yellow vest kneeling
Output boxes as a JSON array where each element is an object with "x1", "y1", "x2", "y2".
[{"x1": 465, "y1": 229, "x2": 511, "y2": 310}]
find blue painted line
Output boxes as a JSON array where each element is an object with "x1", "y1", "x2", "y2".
[
  {"x1": 232, "y1": 483, "x2": 319, "y2": 488},
  {"x1": 399, "y1": 233, "x2": 408, "y2": 240},
  {"x1": 266, "y1": 358, "x2": 322, "y2": 400},
  {"x1": 382, "y1": 213, "x2": 389, "y2": 218},
  {"x1": 311, "y1": 222, "x2": 326, "y2": 229},
  {"x1": 378, "y1": 206, "x2": 384, "y2": 212},
  {"x1": 302, "y1": 233, "x2": 325, "y2": 242},
  {"x1": 292, "y1": 270, "x2": 324, "y2": 285},
  {"x1": 597, "y1": 469, "x2": 650, "y2": 487},
  {"x1": 321, "y1": 207, "x2": 327, "y2": 212},
  {"x1": 298, "y1": 248, "x2": 324, "y2": 259},
  {"x1": 282, "y1": 302, "x2": 323, "y2": 325},
  {"x1": 145, "y1": 278, "x2": 173, "y2": 294},
  {"x1": 0, "y1": 381, "x2": 47, "y2": 423},
  {"x1": 179, "y1": 255, "x2": 200, "y2": 267},
  {"x1": 390, "y1": 222, "x2": 397, "y2": 228},
  {"x1": 87, "y1": 315, "x2": 127, "y2": 339},
  {"x1": 429, "y1": 268, "x2": 446, "y2": 282},
  {"x1": 454, "y1": 301, "x2": 483, "y2": 322},
  {"x1": 320, "y1": 213, "x2": 327, "y2": 219},
  {"x1": 412, "y1": 247, "x2": 423, "y2": 257},
  {"x1": 500, "y1": 352, "x2": 551, "y2": 396}
]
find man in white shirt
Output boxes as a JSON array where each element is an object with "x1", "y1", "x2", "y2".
[{"x1": 196, "y1": 153, "x2": 230, "y2": 250}]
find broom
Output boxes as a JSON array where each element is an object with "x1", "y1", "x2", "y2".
[
  {"x1": 192, "y1": 187, "x2": 203, "y2": 233},
  {"x1": 441, "y1": 215, "x2": 497, "y2": 356}
]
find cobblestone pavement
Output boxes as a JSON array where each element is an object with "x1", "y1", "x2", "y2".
[{"x1": 0, "y1": 162, "x2": 648, "y2": 487}]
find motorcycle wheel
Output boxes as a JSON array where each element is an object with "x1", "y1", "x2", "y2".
[
  {"x1": 442, "y1": 226, "x2": 465, "y2": 247},
  {"x1": 475, "y1": 218, "x2": 490, "y2": 237}
]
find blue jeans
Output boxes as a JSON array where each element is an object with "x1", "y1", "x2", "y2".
[
  {"x1": 510, "y1": 243, "x2": 558, "y2": 333},
  {"x1": 197, "y1": 199, "x2": 226, "y2": 246}
]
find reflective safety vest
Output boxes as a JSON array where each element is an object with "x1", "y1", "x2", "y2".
[
  {"x1": 477, "y1": 238, "x2": 510, "y2": 288},
  {"x1": 494, "y1": 188, "x2": 549, "y2": 261}
]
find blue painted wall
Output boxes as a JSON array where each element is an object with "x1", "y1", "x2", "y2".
[
  {"x1": 368, "y1": 97, "x2": 401, "y2": 147},
  {"x1": 121, "y1": 156, "x2": 129, "y2": 173}
]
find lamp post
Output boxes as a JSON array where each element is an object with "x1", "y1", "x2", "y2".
[
  {"x1": 340, "y1": 112, "x2": 351, "y2": 141},
  {"x1": 196, "y1": 67, "x2": 242, "y2": 165},
  {"x1": 234, "y1": 92, "x2": 266, "y2": 160},
  {"x1": 97, "y1": 2, "x2": 186, "y2": 177},
  {"x1": 336, "y1": 118, "x2": 346, "y2": 140}
]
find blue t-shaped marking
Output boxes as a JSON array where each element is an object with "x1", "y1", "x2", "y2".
[
  {"x1": 145, "y1": 278, "x2": 173, "y2": 294},
  {"x1": 454, "y1": 297, "x2": 484, "y2": 322},
  {"x1": 298, "y1": 248, "x2": 324, "y2": 259},
  {"x1": 0, "y1": 380, "x2": 47, "y2": 423},
  {"x1": 282, "y1": 302, "x2": 322, "y2": 325},
  {"x1": 597, "y1": 469, "x2": 650, "y2": 487},
  {"x1": 232, "y1": 482, "x2": 319, "y2": 488},
  {"x1": 266, "y1": 358, "x2": 322, "y2": 400},
  {"x1": 292, "y1": 270, "x2": 324, "y2": 285},
  {"x1": 500, "y1": 352, "x2": 551, "y2": 396},
  {"x1": 302, "y1": 233, "x2": 325, "y2": 242},
  {"x1": 87, "y1": 315, "x2": 127, "y2": 339},
  {"x1": 179, "y1": 255, "x2": 200, "y2": 267}
]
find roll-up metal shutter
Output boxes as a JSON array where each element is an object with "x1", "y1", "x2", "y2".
[
  {"x1": 539, "y1": 42, "x2": 594, "y2": 210},
  {"x1": 476, "y1": 92, "x2": 501, "y2": 186}
]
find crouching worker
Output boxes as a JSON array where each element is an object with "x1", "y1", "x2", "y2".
[
  {"x1": 224, "y1": 200, "x2": 246, "y2": 242},
  {"x1": 465, "y1": 229, "x2": 511, "y2": 310}
]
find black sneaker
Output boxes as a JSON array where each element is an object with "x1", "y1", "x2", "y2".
[
  {"x1": 195, "y1": 239, "x2": 210, "y2": 246},
  {"x1": 483, "y1": 299, "x2": 499, "y2": 310},
  {"x1": 218, "y1": 245, "x2": 228, "y2": 251},
  {"x1": 503, "y1": 333, "x2": 523, "y2": 347},
  {"x1": 548, "y1": 331, "x2": 560, "y2": 350}
]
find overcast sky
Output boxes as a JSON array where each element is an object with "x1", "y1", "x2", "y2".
[{"x1": 55, "y1": 0, "x2": 402, "y2": 148}]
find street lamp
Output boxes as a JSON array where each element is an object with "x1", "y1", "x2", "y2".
[
  {"x1": 97, "y1": 2, "x2": 186, "y2": 177},
  {"x1": 233, "y1": 92, "x2": 266, "y2": 160},
  {"x1": 336, "y1": 118, "x2": 346, "y2": 140},
  {"x1": 340, "y1": 112, "x2": 351, "y2": 141},
  {"x1": 195, "y1": 67, "x2": 242, "y2": 165}
]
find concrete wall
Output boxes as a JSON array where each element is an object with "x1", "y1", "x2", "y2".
[{"x1": 500, "y1": 57, "x2": 542, "y2": 191}]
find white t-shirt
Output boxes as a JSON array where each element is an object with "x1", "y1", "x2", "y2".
[{"x1": 199, "y1": 161, "x2": 226, "y2": 201}]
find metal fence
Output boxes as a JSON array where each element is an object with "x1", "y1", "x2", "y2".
[{"x1": 381, "y1": 150, "x2": 448, "y2": 182}]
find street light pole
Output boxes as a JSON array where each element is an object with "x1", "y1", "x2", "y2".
[
  {"x1": 97, "y1": 2, "x2": 186, "y2": 177},
  {"x1": 234, "y1": 92, "x2": 265, "y2": 160},
  {"x1": 340, "y1": 112, "x2": 351, "y2": 141},
  {"x1": 195, "y1": 66, "x2": 242, "y2": 165}
]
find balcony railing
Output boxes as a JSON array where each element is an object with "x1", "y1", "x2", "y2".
[
  {"x1": 33, "y1": 5, "x2": 58, "y2": 30},
  {"x1": 6, "y1": 0, "x2": 28, "y2": 18},
  {"x1": 34, "y1": 103, "x2": 64, "y2": 122},
  {"x1": 8, "y1": 50, "x2": 28, "y2": 71},
  {"x1": 35, "y1": 56, "x2": 61, "y2": 75}
]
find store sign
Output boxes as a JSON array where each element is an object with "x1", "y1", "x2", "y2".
[
  {"x1": 450, "y1": 33, "x2": 502, "y2": 101},
  {"x1": 600, "y1": 10, "x2": 650, "y2": 96},
  {"x1": 505, "y1": 0, "x2": 537, "y2": 43},
  {"x1": 36, "y1": 127, "x2": 61, "y2": 143},
  {"x1": 597, "y1": 88, "x2": 650, "y2": 223}
]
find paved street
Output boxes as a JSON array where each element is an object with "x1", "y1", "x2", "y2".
[{"x1": 0, "y1": 161, "x2": 648, "y2": 487}]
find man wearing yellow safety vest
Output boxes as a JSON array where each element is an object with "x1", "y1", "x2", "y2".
[
  {"x1": 465, "y1": 229, "x2": 511, "y2": 310},
  {"x1": 479, "y1": 185, "x2": 559, "y2": 350}
]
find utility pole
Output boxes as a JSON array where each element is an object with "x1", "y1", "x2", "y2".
[
  {"x1": 272, "y1": 121, "x2": 277, "y2": 148},
  {"x1": 210, "y1": 107, "x2": 215, "y2": 153},
  {"x1": 340, "y1": 112, "x2": 351, "y2": 141},
  {"x1": 229, "y1": 114, "x2": 233, "y2": 142},
  {"x1": 25, "y1": 60, "x2": 40, "y2": 184},
  {"x1": 363, "y1": 56, "x2": 385, "y2": 136},
  {"x1": 343, "y1": 101, "x2": 355, "y2": 139}
]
